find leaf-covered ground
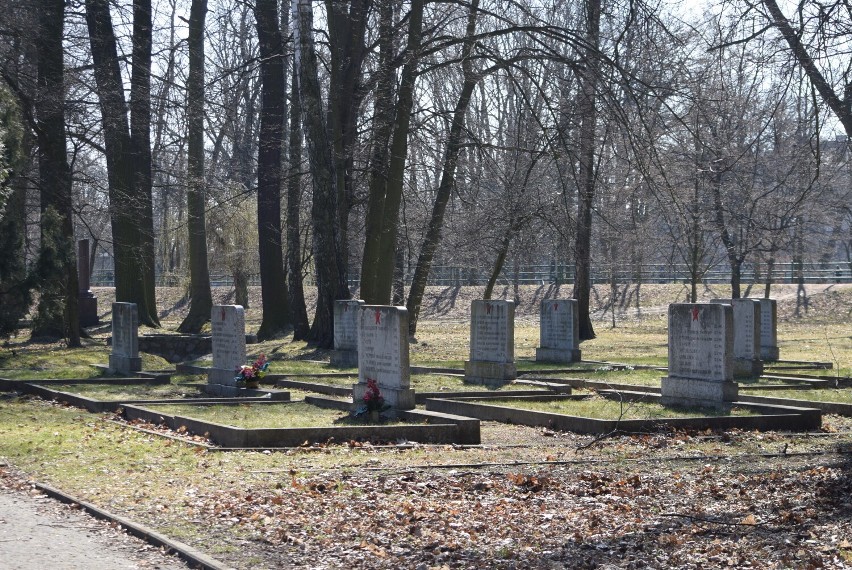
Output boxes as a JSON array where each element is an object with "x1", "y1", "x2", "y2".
[
  {"x1": 2, "y1": 284, "x2": 851, "y2": 567},
  {"x1": 1, "y1": 396, "x2": 851, "y2": 569}
]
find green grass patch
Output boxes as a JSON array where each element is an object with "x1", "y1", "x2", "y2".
[
  {"x1": 740, "y1": 388, "x2": 852, "y2": 404},
  {"x1": 46, "y1": 381, "x2": 208, "y2": 401},
  {"x1": 467, "y1": 394, "x2": 759, "y2": 419},
  {"x1": 535, "y1": 367, "x2": 664, "y2": 387},
  {"x1": 143, "y1": 401, "x2": 393, "y2": 428},
  {"x1": 0, "y1": 346, "x2": 169, "y2": 380}
]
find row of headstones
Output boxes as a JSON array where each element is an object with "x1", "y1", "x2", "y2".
[
  {"x1": 106, "y1": 302, "x2": 247, "y2": 384},
  {"x1": 110, "y1": 296, "x2": 779, "y2": 411},
  {"x1": 333, "y1": 298, "x2": 583, "y2": 386},
  {"x1": 663, "y1": 298, "x2": 779, "y2": 408}
]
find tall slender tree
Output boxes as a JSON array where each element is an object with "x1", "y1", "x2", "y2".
[
  {"x1": 178, "y1": 0, "x2": 213, "y2": 333},
  {"x1": 33, "y1": 0, "x2": 80, "y2": 345},
  {"x1": 286, "y1": 63, "x2": 310, "y2": 339},
  {"x1": 254, "y1": 0, "x2": 292, "y2": 339},
  {"x1": 85, "y1": 0, "x2": 159, "y2": 327},
  {"x1": 292, "y1": 0, "x2": 347, "y2": 347},
  {"x1": 572, "y1": 0, "x2": 601, "y2": 340},
  {"x1": 360, "y1": 0, "x2": 425, "y2": 305}
]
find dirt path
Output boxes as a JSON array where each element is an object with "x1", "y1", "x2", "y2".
[{"x1": 0, "y1": 487, "x2": 189, "y2": 570}]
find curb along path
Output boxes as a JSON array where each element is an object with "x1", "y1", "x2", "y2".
[{"x1": 0, "y1": 477, "x2": 232, "y2": 570}]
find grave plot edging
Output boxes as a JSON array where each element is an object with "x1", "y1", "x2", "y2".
[
  {"x1": 121, "y1": 403, "x2": 469, "y2": 447},
  {"x1": 424, "y1": 394, "x2": 822, "y2": 434}
]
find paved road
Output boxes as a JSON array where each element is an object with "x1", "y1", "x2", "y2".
[{"x1": 0, "y1": 488, "x2": 189, "y2": 570}]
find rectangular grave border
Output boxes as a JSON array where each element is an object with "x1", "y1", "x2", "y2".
[
  {"x1": 423, "y1": 392, "x2": 821, "y2": 434},
  {"x1": 121, "y1": 399, "x2": 479, "y2": 447},
  {"x1": 737, "y1": 393, "x2": 852, "y2": 417},
  {"x1": 2, "y1": 378, "x2": 481, "y2": 446},
  {"x1": 518, "y1": 374, "x2": 837, "y2": 394},
  {"x1": 0, "y1": 379, "x2": 284, "y2": 413},
  {"x1": 274, "y1": 377, "x2": 563, "y2": 403},
  {"x1": 0, "y1": 376, "x2": 170, "y2": 389}
]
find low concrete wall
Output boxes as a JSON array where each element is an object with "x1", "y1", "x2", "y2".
[
  {"x1": 738, "y1": 394, "x2": 852, "y2": 417},
  {"x1": 122, "y1": 402, "x2": 477, "y2": 447},
  {"x1": 130, "y1": 333, "x2": 258, "y2": 363},
  {"x1": 424, "y1": 393, "x2": 822, "y2": 434}
]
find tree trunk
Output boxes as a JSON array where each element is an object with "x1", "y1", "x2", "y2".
[
  {"x1": 359, "y1": 0, "x2": 396, "y2": 302},
  {"x1": 326, "y1": 0, "x2": 369, "y2": 287},
  {"x1": 405, "y1": 0, "x2": 479, "y2": 336},
  {"x1": 286, "y1": 63, "x2": 310, "y2": 340},
  {"x1": 129, "y1": 0, "x2": 159, "y2": 326},
  {"x1": 483, "y1": 231, "x2": 513, "y2": 301},
  {"x1": 86, "y1": 0, "x2": 159, "y2": 327},
  {"x1": 361, "y1": 0, "x2": 425, "y2": 305},
  {"x1": 178, "y1": 0, "x2": 213, "y2": 333},
  {"x1": 572, "y1": 0, "x2": 601, "y2": 341},
  {"x1": 292, "y1": 0, "x2": 348, "y2": 348},
  {"x1": 33, "y1": 0, "x2": 80, "y2": 346},
  {"x1": 254, "y1": 0, "x2": 292, "y2": 340}
]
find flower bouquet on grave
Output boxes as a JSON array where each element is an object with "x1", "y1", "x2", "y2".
[
  {"x1": 235, "y1": 354, "x2": 269, "y2": 389},
  {"x1": 355, "y1": 378, "x2": 389, "y2": 422}
]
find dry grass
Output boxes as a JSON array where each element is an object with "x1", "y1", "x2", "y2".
[{"x1": 467, "y1": 393, "x2": 759, "y2": 419}]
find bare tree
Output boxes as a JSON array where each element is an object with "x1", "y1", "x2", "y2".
[{"x1": 178, "y1": 0, "x2": 214, "y2": 333}]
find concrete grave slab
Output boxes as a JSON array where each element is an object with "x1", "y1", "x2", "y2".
[
  {"x1": 331, "y1": 299, "x2": 364, "y2": 367},
  {"x1": 464, "y1": 300, "x2": 516, "y2": 385},
  {"x1": 661, "y1": 303, "x2": 738, "y2": 408},
  {"x1": 711, "y1": 299, "x2": 763, "y2": 378},
  {"x1": 352, "y1": 305, "x2": 415, "y2": 410},
  {"x1": 536, "y1": 299, "x2": 581, "y2": 363},
  {"x1": 208, "y1": 305, "x2": 246, "y2": 387},
  {"x1": 758, "y1": 298, "x2": 779, "y2": 361},
  {"x1": 108, "y1": 302, "x2": 141, "y2": 374}
]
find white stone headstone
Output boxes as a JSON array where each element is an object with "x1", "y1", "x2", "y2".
[
  {"x1": 757, "y1": 298, "x2": 779, "y2": 361},
  {"x1": 464, "y1": 300, "x2": 516, "y2": 384},
  {"x1": 331, "y1": 299, "x2": 364, "y2": 367},
  {"x1": 661, "y1": 303, "x2": 737, "y2": 407},
  {"x1": 711, "y1": 299, "x2": 763, "y2": 377},
  {"x1": 352, "y1": 305, "x2": 414, "y2": 410},
  {"x1": 208, "y1": 305, "x2": 246, "y2": 386},
  {"x1": 109, "y1": 302, "x2": 141, "y2": 374},
  {"x1": 536, "y1": 299, "x2": 581, "y2": 363}
]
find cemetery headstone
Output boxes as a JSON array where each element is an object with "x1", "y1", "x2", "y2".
[
  {"x1": 661, "y1": 303, "x2": 737, "y2": 408},
  {"x1": 464, "y1": 300, "x2": 516, "y2": 385},
  {"x1": 108, "y1": 302, "x2": 141, "y2": 374},
  {"x1": 352, "y1": 305, "x2": 415, "y2": 410},
  {"x1": 77, "y1": 239, "x2": 99, "y2": 327},
  {"x1": 331, "y1": 299, "x2": 365, "y2": 367},
  {"x1": 208, "y1": 305, "x2": 246, "y2": 389},
  {"x1": 711, "y1": 299, "x2": 763, "y2": 377},
  {"x1": 757, "y1": 298, "x2": 779, "y2": 361},
  {"x1": 535, "y1": 299, "x2": 581, "y2": 363}
]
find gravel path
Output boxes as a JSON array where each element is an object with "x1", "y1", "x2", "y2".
[{"x1": 0, "y1": 487, "x2": 189, "y2": 570}]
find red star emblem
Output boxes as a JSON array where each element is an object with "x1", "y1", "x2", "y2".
[
  {"x1": 691, "y1": 307, "x2": 700, "y2": 321},
  {"x1": 374, "y1": 310, "x2": 382, "y2": 325}
]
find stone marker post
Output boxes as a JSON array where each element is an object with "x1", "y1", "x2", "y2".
[
  {"x1": 757, "y1": 298, "x2": 779, "y2": 361},
  {"x1": 331, "y1": 299, "x2": 365, "y2": 367},
  {"x1": 352, "y1": 305, "x2": 415, "y2": 410},
  {"x1": 711, "y1": 299, "x2": 763, "y2": 377},
  {"x1": 77, "y1": 239, "x2": 99, "y2": 327},
  {"x1": 464, "y1": 300, "x2": 516, "y2": 385},
  {"x1": 535, "y1": 299, "x2": 581, "y2": 363},
  {"x1": 661, "y1": 303, "x2": 737, "y2": 408},
  {"x1": 208, "y1": 305, "x2": 246, "y2": 389},
  {"x1": 108, "y1": 302, "x2": 141, "y2": 374}
]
